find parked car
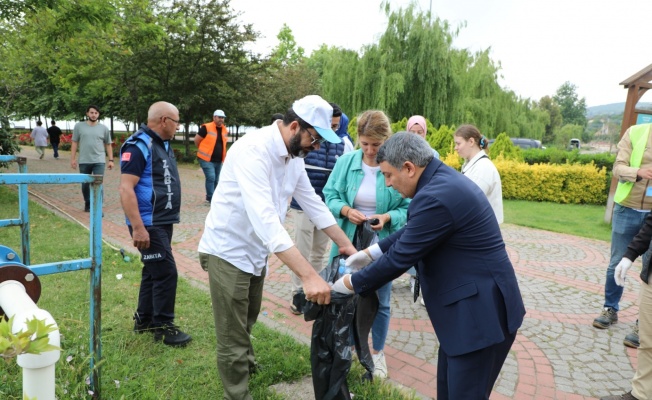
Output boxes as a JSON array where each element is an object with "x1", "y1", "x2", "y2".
[
  {"x1": 488, "y1": 138, "x2": 543, "y2": 149},
  {"x1": 569, "y1": 138, "x2": 581, "y2": 150}
]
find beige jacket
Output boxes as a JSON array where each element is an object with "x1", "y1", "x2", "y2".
[{"x1": 614, "y1": 124, "x2": 652, "y2": 210}]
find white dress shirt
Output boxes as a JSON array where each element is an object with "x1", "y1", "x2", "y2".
[
  {"x1": 198, "y1": 121, "x2": 337, "y2": 275},
  {"x1": 461, "y1": 150, "x2": 504, "y2": 224}
]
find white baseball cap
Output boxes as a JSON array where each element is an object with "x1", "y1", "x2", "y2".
[
  {"x1": 292, "y1": 95, "x2": 341, "y2": 143},
  {"x1": 213, "y1": 109, "x2": 226, "y2": 117}
]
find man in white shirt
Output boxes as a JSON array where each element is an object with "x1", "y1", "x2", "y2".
[{"x1": 198, "y1": 95, "x2": 356, "y2": 400}]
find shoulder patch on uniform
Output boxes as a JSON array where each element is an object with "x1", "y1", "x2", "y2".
[{"x1": 121, "y1": 152, "x2": 131, "y2": 162}]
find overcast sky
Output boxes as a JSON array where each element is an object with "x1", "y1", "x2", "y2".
[{"x1": 230, "y1": 0, "x2": 652, "y2": 107}]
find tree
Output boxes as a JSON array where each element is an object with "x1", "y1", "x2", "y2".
[
  {"x1": 555, "y1": 124, "x2": 584, "y2": 148},
  {"x1": 269, "y1": 23, "x2": 304, "y2": 67},
  {"x1": 308, "y1": 45, "x2": 359, "y2": 115},
  {"x1": 243, "y1": 25, "x2": 319, "y2": 127},
  {"x1": 538, "y1": 96, "x2": 562, "y2": 144},
  {"x1": 553, "y1": 81, "x2": 587, "y2": 127}
]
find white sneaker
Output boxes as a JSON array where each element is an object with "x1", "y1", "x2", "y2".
[
  {"x1": 420, "y1": 296, "x2": 425, "y2": 306},
  {"x1": 372, "y1": 350, "x2": 388, "y2": 379}
]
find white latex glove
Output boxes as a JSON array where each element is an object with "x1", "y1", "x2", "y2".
[
  {"x1": 345, "y1": 250, "x2": 372, "y2": 270},
  {"x1": 614, "y1": 258, "x2": 633, "y2": 287},
  {"x1": 331, "y1": 274, "x2": 354, "y2": 294}
]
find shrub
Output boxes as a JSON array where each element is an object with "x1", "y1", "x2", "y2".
[
  {"x1": 58, "y1": 134, "x2": 73, "y2": 151},
  {"x1": 17, "y1": 132, "x2": 32, "y2": 145},
  {"x1": 495, "y1": 158, "x2": 607, "y2": 204},
  {"x1": 173, "y1": 148, "x2": 197, "y2": 163},
  {"x1": 521, "y1": 147, "x2": 615, "y2": 172},
  {"x1": 441, "y1": 151, "x2": 461, "y2": 170},
  {"x1": 489, "y1": 132, "x2": 522, "y2": 161},
  {"x1": 429, "y1": 124, "x2": 455, "y2": 157}
]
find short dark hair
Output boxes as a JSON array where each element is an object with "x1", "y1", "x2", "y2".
[
  {"x1": 329, "y1": 102, "x2": 342, "y2": 118},
  {"x1": 51, "y1": 120, "x2": 56, "y2": 125},
  {"x1": 36, "y1": 120, "x2": 42, "y2": 126},
  {"x1": 86, "y1": 105, "x2": 100, "y2": 114},
  {"x1": 271, "y1": 113, "x2": 284, "y2": 124},
  {"x1": 377, "y1": 131, "x2": 433, "y2": 169},
  {"x1": 283, "y1": 108, "x2": 313, "y2": 131}
]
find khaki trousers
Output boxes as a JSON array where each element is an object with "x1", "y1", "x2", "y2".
[
  {"x1": 633, "y1": 280, "x2": 652, "y2": 400},
  {"x1": 290, "y1": 209, "x2": 330, "y2": 294},
  {"x1": 204, "y1": 253, "x2": 265, "y2": 400}
]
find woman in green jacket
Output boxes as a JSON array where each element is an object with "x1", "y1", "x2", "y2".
[{"x1": 323, "y1": 110, "x2": 410, "y2": 379}]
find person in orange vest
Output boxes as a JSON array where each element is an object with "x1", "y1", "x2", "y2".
[{"x1": 195, "y1": 109, "x2": 229, "y2": 203}]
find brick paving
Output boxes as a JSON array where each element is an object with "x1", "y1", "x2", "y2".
[{"x1": 10, "y1": 146, "x2": 642, "y2": 399}]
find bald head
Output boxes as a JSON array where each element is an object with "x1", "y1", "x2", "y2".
[
  {"x1": 146, "y1": 101, "x2": 180, "y2": 140},
  {"x1": 148, "y1": 101, "x2": 178, "y2": 122}
]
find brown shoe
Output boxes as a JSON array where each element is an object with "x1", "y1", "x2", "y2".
[{"x1": 600, "y1": 391, "x2": 638, "y2": 400}]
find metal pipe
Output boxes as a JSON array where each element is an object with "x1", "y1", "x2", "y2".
[{"x1": 0, "y1": 280, "x2": 60, "y2": 400}]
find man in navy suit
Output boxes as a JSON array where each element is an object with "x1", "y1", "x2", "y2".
[{"x1": 330, "y1": 132, "x2": 526, "y2": 399}]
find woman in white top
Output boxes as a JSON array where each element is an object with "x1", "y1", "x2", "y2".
[
  {"x1": 323, "y1": 110, "x2": 410, "y2": 379},
  {"x1": 453, "y1": 124, "x2": 504, "y2": 224}
]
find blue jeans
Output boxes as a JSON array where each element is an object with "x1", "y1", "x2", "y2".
[
  {"x1": 52, "y1": 142, "x2": 59, "y2": 158},
  {"x1": 79, "y1": 163, "x2": 105, "y2": 208},
  {"x1": 605, "y1": 204, "x2": 652, "y2": 310},
  {"x1": 372, "y1": 281, "x2": 392, "y2": 351},
  {"x1": 199, "y1": 158, "x2": 222, "y2": 201}
]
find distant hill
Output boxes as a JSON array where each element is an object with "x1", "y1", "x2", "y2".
[{"x1": 587, "y1": 102, "x2": 652, "y2": 117}]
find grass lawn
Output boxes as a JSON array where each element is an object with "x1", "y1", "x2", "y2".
[
  {"x1": 0, "y1": 186, "x2": 415, "y2": 400},
  {"x1": 504, "y1": 199, "x2": 612, "y2": 242}
]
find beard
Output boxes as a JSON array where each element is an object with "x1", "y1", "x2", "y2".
[{"x1": 289, "y1": 131, "x2": 310, "y2": 158}]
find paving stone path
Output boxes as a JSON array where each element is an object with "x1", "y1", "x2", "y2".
[{"x1": 8, "y1": 147, "x2": 642, "y2": 399}]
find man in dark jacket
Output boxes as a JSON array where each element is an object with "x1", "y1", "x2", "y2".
[
  {"x1": 600, "y1": 214, "x2": 652, "y2": 400},
  {"x1": 288, "y1": 103, "x2": 354, "y2": 314},
  {"x1": 47, "y1": 120, "x2": 62, "y2": 159},
  {"x1": 332, "y1": 132, "x2": 525, "y2": 399},
  {"x1": 118, "y1": 101, "x2": 191, "y2": 347}
]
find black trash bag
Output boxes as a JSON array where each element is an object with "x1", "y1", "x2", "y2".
[{"x1": 303, "y1": 220, "x2": 378, "y2": 400}]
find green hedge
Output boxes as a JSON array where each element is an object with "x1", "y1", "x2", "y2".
[
  {"x1": 494, "y1": 158, "x2": 607, "y2": 204},
  {"x1": 521, "y1": 148, "x2": 615, "y2": 172}
]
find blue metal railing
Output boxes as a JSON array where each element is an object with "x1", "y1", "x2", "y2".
[{"x1": 0, "y1": 155, "x2": 104, "y2": 398}]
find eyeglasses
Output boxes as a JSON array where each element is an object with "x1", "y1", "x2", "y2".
[
  {"x1": 306, "y1": 130, "x2": 326, "y2": 146},
  {"x1": 331, "y1": 123, "x2": 340, "y2": 131},
  {"x1": 165, "y1": 116, "x2": 180, "y2": 125}
]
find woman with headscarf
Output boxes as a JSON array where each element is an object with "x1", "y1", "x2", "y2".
[{"x1": 407, "y1": 115, "x2": 440, "y2": 159}]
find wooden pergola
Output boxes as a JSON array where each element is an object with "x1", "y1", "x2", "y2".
[
  {"x1": 619, "y1": 63, "x2": 652, "y2": 136},
  {"x1": 605, "y1": 63, "x2": 652, "y2": 222}
]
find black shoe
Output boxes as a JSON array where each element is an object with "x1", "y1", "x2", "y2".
[
  {"x1": 154, "y1": 324, "x2": 192, "y2": 347},
  {"x1": 291, "y1": 292, "x2": 306, "y2": 315},
  {"x1": 593, "y1": 307, "x2": 618, "y2": 329},
  {"x1": 84, "y1": 204, "x2": 90, "y2": 212},
  {"x1": 624, "y1": 321, "x2": 640, "y2": 348},
  {"x1": 133, "y1": 313, "x2": 152, "y2": 334}
]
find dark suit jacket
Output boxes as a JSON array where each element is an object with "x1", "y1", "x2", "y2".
[
  {"x1": 624, "y1": 211, "x2": 652, "y2": 284},
  {"x1": 351, "y1": 158, "x2": 525, "y2": 357}
]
